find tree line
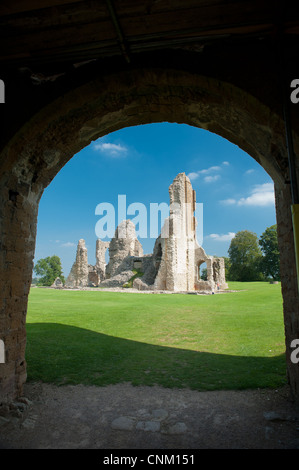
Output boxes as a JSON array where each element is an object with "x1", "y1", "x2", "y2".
[{"x1": 224, "y1": 224, "x2": 280, "y2": 282}]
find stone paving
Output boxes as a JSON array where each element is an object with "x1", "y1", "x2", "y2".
[{"x1": 0, "y1": 382, "x2": 299, "y2": 449}]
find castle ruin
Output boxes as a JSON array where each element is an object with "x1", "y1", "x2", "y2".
[{"x1": 65, "y1": 173, "x2": 227, "y2": 293}]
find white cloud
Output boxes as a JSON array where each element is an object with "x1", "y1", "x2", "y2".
[
  {"x1": 187, "y1": 162, "x2": 227, "y2": 183},
  {"x1": 187, "y1": 172, "x2": 200, "y2": 181},
  {"x1": 93, "y1": 141, "x2": 128, "y2": 157},
  {"x1": 220, "y1": 198, "x2": 236, "y2": 205},
  {"x1": 245, "y1": 169, "x2": 254, "y2": 175},
  {"x1": 237, "y1": 183, "x2": 274, "y2": 206},
  {"x1": 208, "y1": 232, "x2": 236, "y2": 242},
  {"x1": 220, "y1": 182, "x2": 274, "y2": 207},
  {"x1": 199, "y1": 165, "x2": 221, "y2": 174},
  {"x1": 204, "y1": 174, "x2": 220, "y2": 183},
  {"x1": 60, "y1": 242, "x2": 76, "y2": 247}
]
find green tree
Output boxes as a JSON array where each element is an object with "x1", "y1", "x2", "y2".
[
  {"x1": 259, "y1": 224, "x2": 280, "y2": 281},
  {"x1": 228, "y1": 230, "x2": 264, "y2": 281},
  {"x1": 200, "y1": 267, "x2": 208, "y2": 280},
  {"x1": 34, "y1": 255, "x2": 65, "y2": 286}
]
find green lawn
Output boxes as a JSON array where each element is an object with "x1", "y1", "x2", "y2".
[{"x1": 25, "y1": 282, "x2": 287, "y2": 391}]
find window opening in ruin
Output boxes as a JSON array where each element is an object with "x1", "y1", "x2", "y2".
[{"x1": 198, "y1": 262, "x2": 207, "y2": 281}]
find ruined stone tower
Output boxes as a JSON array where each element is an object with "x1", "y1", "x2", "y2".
[
  {"x1": 152, "y1": 172, "x2": 228, "y2": 292},
  {"x1": 154, "y1": 173, "x2": 197, "y2": 291},
  {"x1": 65, "y1": 239, "x2": 89, "y2": 288}
]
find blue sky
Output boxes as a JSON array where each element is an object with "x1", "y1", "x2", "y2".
[{"x1": 34, "y1": 123, "x2": 276, "y2": 278}]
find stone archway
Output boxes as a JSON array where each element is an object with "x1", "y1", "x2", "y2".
[{"x1": 0, "y1": 63, "x2": 298, "y2": 402}]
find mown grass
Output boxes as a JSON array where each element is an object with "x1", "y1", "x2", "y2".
[{"x1": 25, "y1": 282, "x2": 287, "y2": 391}]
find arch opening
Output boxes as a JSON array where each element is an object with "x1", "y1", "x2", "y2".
[
  {"x1": 27, "y1": 121, "x2": 285, "y2": 395},
  {"x1": 0, "y1": 65, "x2": 298, "y2": 402}
]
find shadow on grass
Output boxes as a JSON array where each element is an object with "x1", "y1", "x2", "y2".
[{"x1": 26, "y1": 323, "x2": 287, "y2": 391}]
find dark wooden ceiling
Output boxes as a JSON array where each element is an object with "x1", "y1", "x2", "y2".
[{"x1": 0, "y1": 0, "x2": 298, "y2": 74}]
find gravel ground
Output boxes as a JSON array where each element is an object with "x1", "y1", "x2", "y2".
[{"x1": 0, "y1": 382, "x2": 299, "y2": 450}]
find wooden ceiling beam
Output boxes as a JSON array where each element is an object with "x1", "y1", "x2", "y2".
[{"x1": 104, "y1": 0, "x2": 131, "y2": 63}]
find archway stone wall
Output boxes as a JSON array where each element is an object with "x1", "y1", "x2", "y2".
[{"x1": 0, "y1": 64, "x2": 299, "y2": 402}]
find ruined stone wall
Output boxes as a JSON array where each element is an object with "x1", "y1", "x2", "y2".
[
  {"x1": 153, "y1": 173, "x2": 227, "y2": 293},
  {"x1": 106, "y1": 220, "x2": 143, "y2": 278},
  {"x1": 65, "y1": 239, "x2": 89, "y2": 288},
  {"x1": 95, "y1": 239, "x2": 109, "y2": 282},
  {"x1": 213, "y1": 257, "x2": 228, "y2": 290},
  {"x1": 88, "y1": 266, "x2": 99, "y2": 287}
]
